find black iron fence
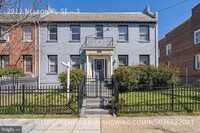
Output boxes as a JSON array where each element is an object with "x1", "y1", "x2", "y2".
[
  {"x1": 114, "y1": 84, "x2": 200, "y2": 113},
  {"x1": 0, "y1": 78, "x2": 79, "y2": 114}
]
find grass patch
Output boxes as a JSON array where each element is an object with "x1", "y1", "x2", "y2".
[
  {"x1": 0, "y1": 114, "x2": 79, "y2": 119},
  {"x1": 117, "y1": 87, "x2": 200, "y2": 113},
  {"x1": 117, "y1": 111, "x2": 200, "y2": 117},
  {"x1": 0, "y1": 89, "x2": 79, "y2": 114}
]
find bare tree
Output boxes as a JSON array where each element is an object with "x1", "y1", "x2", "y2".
[{"x1": 0, "y1": 0, "x2": 42, "y2": 38}]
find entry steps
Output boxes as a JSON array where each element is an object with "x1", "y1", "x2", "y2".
[{"x1": 81, "y1": 98, "x2": 113, "y2": 117}]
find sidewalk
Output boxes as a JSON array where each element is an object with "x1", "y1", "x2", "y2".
[{"x1": 0, "y1": 116, "x2": 199, "y2": 133}]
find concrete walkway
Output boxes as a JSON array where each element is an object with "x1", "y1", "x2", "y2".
[{"x1": 0, "y1": 116, "x2": 200, "y2": 133}]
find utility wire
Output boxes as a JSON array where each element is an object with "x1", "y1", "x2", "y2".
[
  {"x1": 41, "y1": 0, "x2": 191, "y2": 46},
  {"x1": 158, "y1": 0, "x2": 190, "y2": 13}
]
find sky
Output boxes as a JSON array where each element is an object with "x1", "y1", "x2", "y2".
[{"x1": 40, "y1": 0, "x2": 200, "y2": 39}]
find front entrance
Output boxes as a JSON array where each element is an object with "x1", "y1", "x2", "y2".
[
  {"x1": 85, "y1": 77, "x2": 113, "y2": 98},
  {"x1": 95, "y1": 59, "x2": 105, "y2": 80}
]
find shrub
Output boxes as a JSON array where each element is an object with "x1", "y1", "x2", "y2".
[
  {"x1": 114, "y1": 66, "x2": 140, "y2": 89},
  {"x1": 58, "y1": 69, "x2": 85, "y2": 89},
  {"x1": 114, "y1": 65, "x2": 179, "y2": 90},
  {"x1": 0, "y1": 67, "x2": 25, "y2": 77}
]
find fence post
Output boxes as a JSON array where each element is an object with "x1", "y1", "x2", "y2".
[
  {"x1": 22, "y1": 84, "x2": 25, "y2": 113},
  {"x1": 96, "y1": 75, "x2": 98, "y2": 97},
  {"x1": 171, "y1": 83, "x2": 174, "y2": 111}
]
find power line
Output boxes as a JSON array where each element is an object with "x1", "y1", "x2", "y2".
[
  {"x1": 158, "y1": 0, "x2": 190, "y2": 13},
  {"x1": 41, "y1": 0, "x2": 191, "y2": 46}
]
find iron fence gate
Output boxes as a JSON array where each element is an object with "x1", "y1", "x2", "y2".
[{"x1": 84, "y1": 77, "x2": 114, "y2": 98}]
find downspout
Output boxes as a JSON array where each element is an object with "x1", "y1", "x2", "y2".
[
  {"x1": 34, "y1": 21, "x2": 37, "y2": 77},
  {"x1": 36, "y1": 21, "x2": 40, "y2": 86},
  {"x1": 155, "y1": 12, "x2": 159, "y2": 67}
]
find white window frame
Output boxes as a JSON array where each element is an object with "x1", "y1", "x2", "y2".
[
  {"x1": 166, "y1": 44, "x2": 172, "y2": 56},
  {"x1": 0, "y1": 26, "x2": 10, "y2": 42},
  {"x1": 195, "y1": 54, "x2": 200, "y2": 70},
  {"x1": 139, "y1": 25, "x2": 150, "y2": 41},
  {"x1": 194, "y1": 29, "x2": 200, "y2": 44},
  {"x1": 118, "y1": 25, "x2": 128, "y2": 41},
  {"x1": 48, "y1": 55, "x2": 58, "y2": 73},
  {"x1": 47, "y1": 25, "x2": 58, "y2": 41},
  {"x1": 96, "y1": 25, "x2": 103, "y2": 38},
  {"x1": 24, "y1": 56, "x2": 32, "y2": 74},
  {"x1": 167, "y1": 61, "x2": 171, "y2": 67},
  {"x1": 71, "y1": 25, "x2": 80, "y2": 41},
  {"x1": 118, "y1": 55, "x2": 128, "y2": 66},
  {"x1": 70, "y1": 55, "x2": 81, "y2": 69},
  {"x1": 23, "y1": 26, "x2": 32, "y2": 42},
  {"x1": 1, "y1": 55, "x2": 9, "y2": 68},
  {"x1": 139, "y1": 55, "x2": 150, "y2": 65}
]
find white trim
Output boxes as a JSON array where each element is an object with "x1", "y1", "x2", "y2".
[
  {"x1": 0, "y1": 26, "x2": 10, "y2": 42},
  {"x1": 118, "y1": 25, "x2": 128, "y2": 41},
  {"x1": 24, "y1": 56, "x2": 32, "y2": 74},
  {"x1": 48, "y1": 55, "x2": 58, "y2": 73},
  {"x1": 47, "y1": 24, "x2": 58, "y2": 41},
  {"x1": 195, "y1": 54, "x2": 200, "y2": 70},
  {"x1": 22, "y1": 26, "x2": 32, "y2": 42},
  {"x1": 96, "y1": 25, "x2": 103, "y2": 38},
  {"x1": 70, "y1": 25, "x2": 80, "y2": 41},
  {"x1": 194, "y1": 29, "x2": 200, "y2": 44},
  {"x1": 166, "y1": 44, "x2": 171, "y2": 56}
]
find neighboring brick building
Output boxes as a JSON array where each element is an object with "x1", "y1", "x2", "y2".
[
  {"x1": 0, "y1": 15, "x2": 39, "y2": 77},
  {"x1": 159, "y1": 3, "x2": 200, "y2": 83}
]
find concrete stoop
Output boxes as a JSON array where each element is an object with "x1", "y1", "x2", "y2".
[{"x1": 80, "y1": 98, "x2": 113, "y2": 117}]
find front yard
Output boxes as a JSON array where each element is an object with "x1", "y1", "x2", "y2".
[{"x1": 118, "y1": 87, "x2": 200, "y2": 113}]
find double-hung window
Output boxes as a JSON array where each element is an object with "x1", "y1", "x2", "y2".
[
  {"x1": 139, "y1": 55, "x2": 150, "y2": 65},
  {"x1": 71, "y1": 26, "x2": 80, "y2": 41},
  {"x1": 118, "y1": 55, "x2": 128, "y2": 66},
  {"x1": 96, "y1": 25, "x2": 103, "y2": 38},
  {"x1": 24, "y1": 56, "x2": 32, "y2": 73},
  {"x1": 194, "y1": 29, "x2": 200, "y2": 44},
  {"x1": 139, "y1": 25, "x2": 149, "y2": 41},
  {"x1": 195, "y1": 54, "x2": 200, "y2": 70},
  {"x1": 48, "y1": 55, "x2": 58, "y2": 73},
  {"x1": 1, "y1": 55, "x2": 9, "y2": 68},
  {"x1": 23, "y1": 26, "x2": 32, "y2": 41},
  {"x1": 118, "y1": 25, "x2": 128, "y2": 41},
  {"x1": 0, "y1": 26, "x2": 10, "y2": 42},
  {"x1": 166, "y1": 44, "x2": 172, "y2": 55},
  {"x1": 48, "y1": 25, "x2": 57, "y2": 41},
  {"x1": 70, "y1": 55, "x2": 80, "y2": 69}
]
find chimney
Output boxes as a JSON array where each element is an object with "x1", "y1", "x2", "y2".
[
  {"x1": 192, "y1": 3, "x2": 200, "y2": 17},
  {"x1": 143, "y1": 5, "x2": 158, "y2": 19}
]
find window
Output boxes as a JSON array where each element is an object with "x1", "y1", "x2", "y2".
[
  {"x1": 139, "y1": 55, "x2": 150, "y2": 65},
  {"x1": 194, "y1": 29, "x2": 200, "y2": 44},
  {"x1": 195, "y1": 54, "x2": 200, "y2": 70},
  {"x1": 118, "y1": 25, "x2": 128, "y2": 41},
  {"x1": 71, "y1": 55, "x2": 80, "y2": 69},
  {"x1": 23, "y1": 26, "x2": 32, "y2": 41},
  {"x1": 139, "y1": 25, "x2": 149, "y2": 41},
  {"x1": 118, "y1": 55, "x2": 128, "y2": 66},
  {"x1": 71, "y1": 26, "x2": 80, "y2": 41},
  {"x1": 0, "y1": 26, "x2": 10, "y2": 42},
  {"x1": 167, "y1": 61, "x2": 171, "y2": 67},
  {"x1": 48, "y1": 55, "x2": 58, "y2": 73},
  {"x1": 24, "y1": 56, "x2": 32, "y2": 73},
  {"x1": 48, "y1": 25, "x2": 57, "y2": 41},
  {"x1": 96, "y1": 25, "x2": 103, "y2": 38},
  {"x1": 1, "y1": 55, "x2": 9, "y2": 68},
  {"x1": 166, "y1": 44, "x2": 172, "y2": 55}
]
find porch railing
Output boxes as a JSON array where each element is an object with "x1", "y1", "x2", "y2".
[{"x1": 84, "y1": 37, "x2": 114, "y2": 47}]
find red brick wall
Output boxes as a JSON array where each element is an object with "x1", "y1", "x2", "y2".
[
  {"x1": 159, "y1": 3, "x2": 200, "y2": 76},
  {"x1": 0, "y1": 23, "x2": 39, "y2": 77}
]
